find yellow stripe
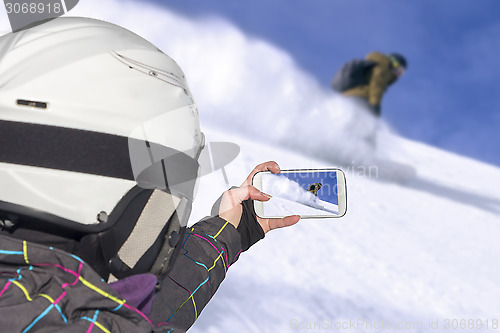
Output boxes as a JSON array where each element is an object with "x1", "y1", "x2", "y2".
[
  {"x1": 222, "y1": 258, "x2": 227, "y2": 275},
  {"x1": 191, "y1": 296, "x2": 198, "y2": 321},
  {"x1": 208, "y1": 252, "x2": 227, "y2": 275},
  {"x1": 93, "y1": 321, "x2": 112, "y2": 333},
  {"x1": 207, "y1": 252, "x2": 224, "y2": 271},
  {"x1": 79, "y1": 277, "x2": 125, "y2": 305},
  {"x1": 213, "y1": 221, "x2": 229, "y2": 239},
  {"x1": 177, "y1": 294, "x2": 198, "y2": 321},
  {"x1": 23, "y1": 240, "x2": 29, "y2": 264},
  {"x1": 39, "y1": 294, "x2": 55, "y2": 303},
  {"x1": 12, "y1": 280, "x2": 32, "y2": 301}
]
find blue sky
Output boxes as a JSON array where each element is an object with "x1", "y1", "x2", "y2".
[
  {"x1": 148, "y1": 0, "x2": 500, "y2": 167},
  {"x1": 280, "y1": 171, "x2": 338, "y2": 205}
]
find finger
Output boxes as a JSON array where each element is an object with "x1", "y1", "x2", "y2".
[
  {"x1": 241, "y1": 161, "x2": 281, "y2": 187},
  {"x1": 266, "y1": 215, "x2": 301, "y2": 232},
  {"x1": 233, "y1": 185, "x2": 272, "y2": 203},
  {"x1": 219, "y1": 186, "x2": 271, "y2": 214}
]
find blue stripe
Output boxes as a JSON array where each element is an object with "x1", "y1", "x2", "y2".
[
  {"x1": 206, "y1": 234, "x2": 217, "y2": 242},
  {"x1": 54, "y1": 304, "x2": 68, "y2": 324},
  {"x1": 182, "y1": 232, "x2": 192, "y2": 247},
  {"x1": 70, "y1": 254, "x2": 84, "y2": 262},
  {"x1": 166, "y1": 274, "x2": 210, "y2": 323},
  {"x1": 191, "y1": 277, "x2": 209, "y2": 295},
  {"x1": 0, "y1": 250, "x2": 23, "y2": 255},
  {"x1": 22, "y1": 304, "x2": 55, "y2": 332},
  {"x1": 80, "y1": 310, "x2": 100, "y2": 324},
  {"x1": 111, "y1": 303, "x2": 123, "y2": 312}
]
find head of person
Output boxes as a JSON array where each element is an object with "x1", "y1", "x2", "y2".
[
  {"x1": 388, "y1": 53, "x2": 407, "y2": 77},
  {"x1": 0, "y1": 17, "x2": 221, "y2": 280}
]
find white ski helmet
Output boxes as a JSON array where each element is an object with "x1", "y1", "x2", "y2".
[{"x1": 0, "y1": 17, "x2": 225, "y2": 279}]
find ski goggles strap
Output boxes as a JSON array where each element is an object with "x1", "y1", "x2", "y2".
[
  {"x1": 100, "y1": 188, "x2": 191, "y2": 279},
  {"x1": 0, "y1": 119, "x2": 201, "y2": 201},
  {"x1": 149, "y1": 197, "x2": 191, "y2": 278}
]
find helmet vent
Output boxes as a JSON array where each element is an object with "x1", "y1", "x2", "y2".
[
  {"x1": 112, "y1": 52, "x2": 188, "y2": 91},
  {"x1": 17, "y1": 99, "x2": 47, "y2": 109}
]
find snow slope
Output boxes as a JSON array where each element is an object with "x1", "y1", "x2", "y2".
[
  {"x1": 12, "y1": 1, "x2": 500, "y2": 331},
  {"x1": 190, "y1": 127, "x2": 500, "y2": 333}
]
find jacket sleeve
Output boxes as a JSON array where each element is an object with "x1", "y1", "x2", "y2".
[
  {"x1": 365, "y1": 52, "x2": 393, "y2": 107},
  {"x1": 148, "y1": 216, "x2": 242, "y2": 330}
]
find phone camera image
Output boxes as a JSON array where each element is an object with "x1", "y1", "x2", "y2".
[{"x1": 252, "y1": 169, "x2": 347, "y2": 219}]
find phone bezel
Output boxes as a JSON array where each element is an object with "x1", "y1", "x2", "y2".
[{"x1": 252, "y1": 168, "x2": 347, "y2": 219}]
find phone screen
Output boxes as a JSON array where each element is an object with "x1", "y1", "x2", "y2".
[{"x1": 253, "y1": 169, "x2": 347, "y2": 218}]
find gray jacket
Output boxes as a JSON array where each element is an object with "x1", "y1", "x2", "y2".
[{"x1": 0, "y1": 216, "x2": 241, "y2": 332}]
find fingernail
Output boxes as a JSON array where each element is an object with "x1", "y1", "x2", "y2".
[{"x1": 262, "y1": 192, "x2": 273, "y2": 199}]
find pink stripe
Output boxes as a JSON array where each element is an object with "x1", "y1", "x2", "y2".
[
  {"x1": 53, "y1": 291, "x2": 67, "y2": 305},
  {"x1": 122, "y1": 303, "x2": 154, "y2": 325},
  {"x1": 61, "y1": 262, "x2": 83, "y2": 289},
  {"x1": 191, "y1": 233, "x2": 223, "y2": 258},
  {"x1": 0, "y1": 281, "x2": 12, "y2": 298},
  {"x1": 224, "y1": 250, "x2": 229, "y2": 268},
  {"x1": 86, "y1": 322, "x2": 95, "y2": 333},
  {"x1": 192, "y1": 233, "x2": 234, "y2": 268},
  {"x1": 208, "y1": 280, "x2": 212, "y2": 300},
  {"x1": 232, "y1": 249, "x2": 242, "y2": 264},
  {"x1": 34, "y1": 262, "x2": 83, "y2": 290},
  {"x1": 36, "y1": 263, "x2": 79, "y2": 278}
]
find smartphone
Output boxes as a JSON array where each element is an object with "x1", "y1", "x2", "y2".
[{"x1": 252, "y1": 168, "x2": 347, "y2": 219}]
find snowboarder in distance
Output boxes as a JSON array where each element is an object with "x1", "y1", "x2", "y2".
[
  {"x1": 307, "y1": 183, "x2": 322, "y2": 196},
  {"x1": 331, "y1": 52, "x2": 407, "y2": 117}
]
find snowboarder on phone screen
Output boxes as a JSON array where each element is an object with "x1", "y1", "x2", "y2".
[
  {"x1": 307, "y1": 183, "x2": 322, "y2": 196},
  {"x1": 0, "y1": 17, "x2": 300, "y2": 332},
  {"x1": 331, "y1": 52, "x2": 407, "y2": 117}
]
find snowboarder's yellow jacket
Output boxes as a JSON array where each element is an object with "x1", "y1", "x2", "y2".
[{"x1": 343, "y1": 52, "x2": 398, "y2": 109}]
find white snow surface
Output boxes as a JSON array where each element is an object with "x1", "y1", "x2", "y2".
[
  {"x1": 262, "y1": 195, "x2": 337, "y2": 217},
  {"x1": 191, "y1": 128, "x2": 500, "y2": 333},
  {"x1": 8, "y1": 1, "x2": 500, "y2": 331}
]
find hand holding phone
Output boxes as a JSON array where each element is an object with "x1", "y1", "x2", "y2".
[
  {"x1": 218, "y1": 161, "x2": 300, "y2": 234},
  {"x1": 252, "y1": 168, "x2": 347, "y2": 219}
]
